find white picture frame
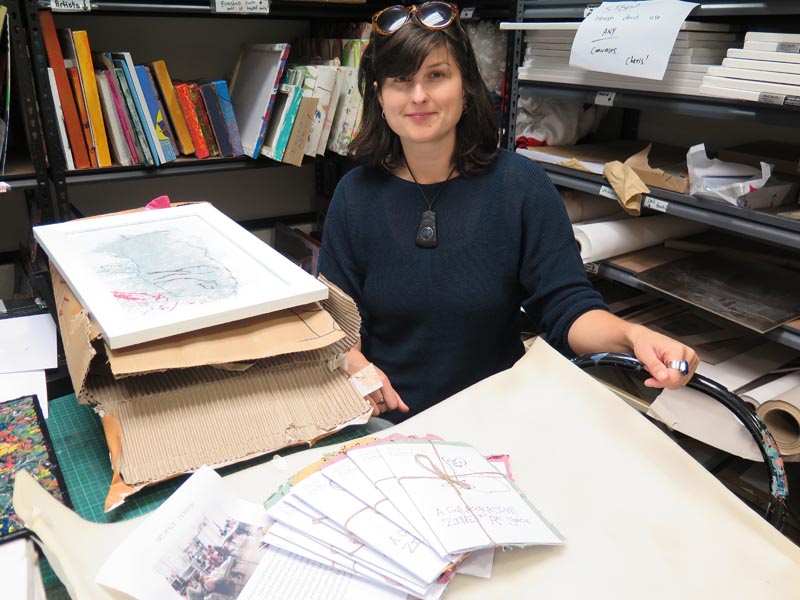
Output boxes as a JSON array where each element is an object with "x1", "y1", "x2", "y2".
[{"x1": 34, "y1": 203, "x2": 329, "y2": 349}]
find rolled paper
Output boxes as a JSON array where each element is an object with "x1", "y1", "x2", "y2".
[
  {"x1": 573, "y1": 215, "x2": 707, "y2": 263},
  {"x1": 560, "y1": 188, "x2": 623, "y2": 223},
  {"x1": 756, "y1": 399, "x2": 800, "y2": 455}
]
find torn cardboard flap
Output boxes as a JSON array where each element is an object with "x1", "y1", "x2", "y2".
[
  {"x1": 602, "y1": 161, "x2": 648, "y2": 215},
  {"x1": 51, "y1": 262, "x2": 370, "y2": 510}
]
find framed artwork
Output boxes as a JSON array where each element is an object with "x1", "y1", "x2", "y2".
[{"x1": 33, "y1": 203, "x2": 329, "y2": 349}]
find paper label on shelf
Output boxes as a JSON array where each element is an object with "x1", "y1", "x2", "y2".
[
  {"x1": 643, "y1": 196, "x2": 668, "y2": 212},
  {"x1": 758, "y1": 92, "x2": 800, "y2": 107},
  {"x1": 50, "y1": 0, "x2": 90, "y2": 11},
  {"x1": 212, "y1": 0, "x2": 270, "y2": 14},
  {"x1": 776, "y1": 43, "x2": 800, "y2": 53},
  {"x1": 0, "y1": 182, "x2": 9, "y2": 193},
  {"x1": 460, "y1": 7, "x2": 476, "y2": 19},
  {"x1": 584, "y1": 262, "x2": 600, "y2": 274},
  {"x1": 599, "y1": 185, "x2": 619, "y2": 200},
  {"x1": 595, "y1": 91, "x2": 617, "y2": 106},
  {"x1": 569, "y1": 0, "x2": 699, "y2": 80}
]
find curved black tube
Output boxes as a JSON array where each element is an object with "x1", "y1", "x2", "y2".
[{"x1": 571, "y1": 352, "x2": 788, "y2": 530}]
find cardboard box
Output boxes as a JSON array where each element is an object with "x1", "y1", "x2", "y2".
[{"x1": 52, "y1": 263, "x2": 370, "y2": 510}]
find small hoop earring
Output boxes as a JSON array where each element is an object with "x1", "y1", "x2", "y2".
[{"x1": 381, "y1": 110, "x2": 386, "y2": 119}]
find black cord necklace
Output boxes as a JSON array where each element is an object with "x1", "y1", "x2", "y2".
[{"x1": 406, "y1": 162, "x2": 457, "y2": 249}]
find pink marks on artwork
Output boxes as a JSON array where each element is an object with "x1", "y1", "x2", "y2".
[{"x1": 112, "y1": 290, "x2": 177, "y2": 311}]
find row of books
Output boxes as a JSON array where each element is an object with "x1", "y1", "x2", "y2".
[
  {"x1": 41, "y1": 8, "x2": 370, "y2": 171},
  {"x1": 41, "y1": 10, "x2": 244, "y2": 171}
]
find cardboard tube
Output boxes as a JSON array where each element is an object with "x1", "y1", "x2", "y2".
[{"x1": 756, "y1": 400, "x2": 800, "y2": 455}]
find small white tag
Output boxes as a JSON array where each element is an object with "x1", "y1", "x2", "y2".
[
  {"x1": 599, "y1": 185, "x2": 618, "y2": 200},
  {"x1": 584, "y1": 262, "x2": 599, "y2": 274},
  {"x1": 460, "y1": 7, "x2": 476, "y2": 19},
  {"x1": 349, "y1": 363, "x2": 383, "y2": 397},
  {"x1": 594, "y1": 91, "x2": 616, "y2": 106},
  {"x1": 212, "y1": 0, "x2": 269, "y2": 14},
  {"x1": 758, "y1": 92, "x2": 785, "y2": 106},
  {"x1": 643, "y1": 196, "x2": 668, "y2": 212},
  {"x1": 50, "y1": 0, "x2": 90, "y2": 11},
  {"x1": 0, "y1": 182, "x2": 9, "y2": 193}
]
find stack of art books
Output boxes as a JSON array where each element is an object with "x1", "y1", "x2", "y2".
[
  {"x1": 95, "y1": 436, "x2": 562, "y2": 600},
  {"x1": 701, "y1": 31, "x2": 800, "y2": 106}
]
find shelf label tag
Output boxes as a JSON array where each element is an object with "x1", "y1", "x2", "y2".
[
  {"x1": 643, "y1": 196, "x2": 668, "y2": 212},
  {"x1": 594, "y1": 91, "x2": 616, "y2": 106},
  {"x1": 584, "y1": 262, "x2": 600, "y2": 274},
  {"x1": 460, "y1": 7, "x2": 476, "y2": 19},
  {"x1": 50, "y1": 0, "x2": 91, "y2": 11},
  {"x1": 776, "y1": 43, "x2": 800, "y2": 53},
  {"x1": 213, "y1": 0, "x2": 270, "y2": 14},
  {"x1": 599, "y1": 185, "x2": 618, "y2": 200}
]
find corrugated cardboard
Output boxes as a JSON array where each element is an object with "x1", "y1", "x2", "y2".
[{"x1": 51, "y1": 263, "x2": 370, "y2": 510}]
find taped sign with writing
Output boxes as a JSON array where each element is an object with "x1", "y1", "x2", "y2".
[{"x1": 569, "y1": 0, "x2": 698, "y2": 80}]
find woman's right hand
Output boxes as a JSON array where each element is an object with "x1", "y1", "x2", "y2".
[{"x1": 346, "y1": 347, "x2": 409, "y2": 417}]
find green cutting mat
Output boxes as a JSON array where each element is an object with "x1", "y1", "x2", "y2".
[{"x1": 42, "y1": 392, "x2": 371, "y2": 596}]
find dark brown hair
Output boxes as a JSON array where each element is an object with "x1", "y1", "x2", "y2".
[{"x1": 348, "y1": 19, "x2": 499, "y2": 176}]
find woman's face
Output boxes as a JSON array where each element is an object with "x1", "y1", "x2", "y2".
[{"x1": 377, "y1": 45, "x2": 464, "y2": 153}]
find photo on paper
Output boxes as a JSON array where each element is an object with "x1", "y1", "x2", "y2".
[{"x1": 153, "y1": 508, "x2": 263, "y2": 600}]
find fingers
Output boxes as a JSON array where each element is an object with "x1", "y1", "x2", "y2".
[
  {"x1": 368, "y1": 367, "x2": 409, "y2": 416},
  {"x1": 643, "y1": 347, "x2": 700, "y2": 389}
]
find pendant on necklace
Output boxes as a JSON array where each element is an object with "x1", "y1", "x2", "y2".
[{"x1": 415, "y1": 210, "x2": 438, "y2": 248}]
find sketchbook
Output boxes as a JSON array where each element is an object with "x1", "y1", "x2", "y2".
[{"x1": 0, "y1": 395, "x2": 70, "y2": 545}]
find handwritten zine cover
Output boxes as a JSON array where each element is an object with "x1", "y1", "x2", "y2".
[{"x1": 0, "y1": 395, "x2": 70, "y2": 544}]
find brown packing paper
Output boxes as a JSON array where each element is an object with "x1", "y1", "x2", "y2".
[
  {"x1": 528, "y1": 141, "x2": 691, "y2": 194},
  {"x1": 602, "y1": 161, "x2": 648, "y2": 215},
  {"x1": 51, "y1": 263, "x2": 370, "y2": 511}
]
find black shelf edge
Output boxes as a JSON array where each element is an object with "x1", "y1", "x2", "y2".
[
  {"x1": 594, "y1": 262, "x2": 800, "y2": 352},
  {"x1": 538, "y1": 162, "x2": 800, "y2": 250},
  {"x1": 517, "y1": 81, "x2": 800, "y2": 127},
  {"x1": 522, "y1": 0, "x2": 800, "y2": 19},
  {"x1": 62, "y1": 155, "x2": 304, "y2": 185}
]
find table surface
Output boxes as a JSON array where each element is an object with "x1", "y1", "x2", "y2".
[{"x1": 17, "y1": 339, "x2": 800, "y2": 599}]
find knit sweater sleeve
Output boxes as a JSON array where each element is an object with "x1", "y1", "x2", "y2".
[
  {"x1": 515, "y1": 159, "x2": 608, "y2": 356},
  {"x1": 318, "y1": 172, "x2": 371, "y2": 339}
]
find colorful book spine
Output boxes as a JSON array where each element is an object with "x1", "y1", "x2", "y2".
[
  {"x1": 39, "y1": 11, "x2": 89, "y2": 169},
  {"x1": 150, "y1": 60, "x2": 194, "y2": 156},
  {"x1": 113, "y1": 67, "x2": 153, "y2": 166},
  {"x1": 46, "y1": 67, "x2": 75, "y2": 171},
  {"x1": 174, "y1": 83, "x2": 209, "y2": 159},
  {"x1": 261, "y1": 83, "x2": 303, "y2": 162},
  {"x1": 187, "y1": 82, "x2": 219, "y2": 158},
  {"x1": 67, "y1": 66, "x2": 97, "y2": 168},
  {"x1": 135, "y1": 65, "x2": 176, "y2": 162},
  {"x1": 111, "y1": 52, "x2": 165, "y2": 165},
  {"x1": 72, "y1": 30, "x2": 111, "y2": 167},
  {"x1": 211, "y1": 80, "x2": 244, "y2": 156},
  {"x1": 103, "y1": 70, "x2": 140, "y2": 165},
  {"x1": 198, "y1": 81, "x2": 234, "y2": 157},
  {"x1": 95, "y1": 70, "x2": 133, "y2": 166}
]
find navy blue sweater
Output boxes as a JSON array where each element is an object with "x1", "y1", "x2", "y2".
[{"x1": 320, "y1": 149, "x2": 606, "y2": 422}]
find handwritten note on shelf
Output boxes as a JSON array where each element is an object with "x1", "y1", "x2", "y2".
[
  {"x1": 213, "y1": 0, "x2": 270, "y2": 14},
  {"x1": 569, "y1": 0, "x2": 699, "y2": 80}
]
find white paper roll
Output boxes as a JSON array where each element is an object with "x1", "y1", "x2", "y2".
[
  {"x1": 560, "y1": 189, "x2": 623, "y2": 223},
  {"x1": 573, "y1": 215, "x2": 707, "y2": 263}
]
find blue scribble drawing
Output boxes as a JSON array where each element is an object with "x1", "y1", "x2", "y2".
[{"x1": 96, "y1": 230, "x2": 238, "y2": 313}]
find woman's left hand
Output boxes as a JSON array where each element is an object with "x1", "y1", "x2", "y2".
[{"x1": 628, "y1": 325, "x2": 700, "y2": 389}]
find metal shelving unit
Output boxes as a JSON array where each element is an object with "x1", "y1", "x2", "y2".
[
  {"x1": 508, "y1": 0, "x2": 800, "y2": 352},
  {"x1": 541, "y1": 163, "x2": 800, "y2": 250}
]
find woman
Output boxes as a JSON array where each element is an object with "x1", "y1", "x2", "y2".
[{"x1": 319, "y1": 2, "x2": 698, "y2": 423}]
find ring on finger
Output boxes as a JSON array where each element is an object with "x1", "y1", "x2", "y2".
[
  {"x1": 376, "y1": 398, "x2": 386, "y2": 406},
  {"x1": 667, "y1": 359, "x2": 690, "y2": 376}
]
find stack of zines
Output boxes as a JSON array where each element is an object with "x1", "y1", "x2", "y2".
[
  {"x1": 518, "y1": 21, "x2": 738, "y2": 97},
  {"x1": 701, "y1": 31, "x2": 800, "y2": 106}
]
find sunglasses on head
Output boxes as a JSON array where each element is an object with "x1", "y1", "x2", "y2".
[{"x1": 372, "y1": 1, "x2": 460, "y2": 36}]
